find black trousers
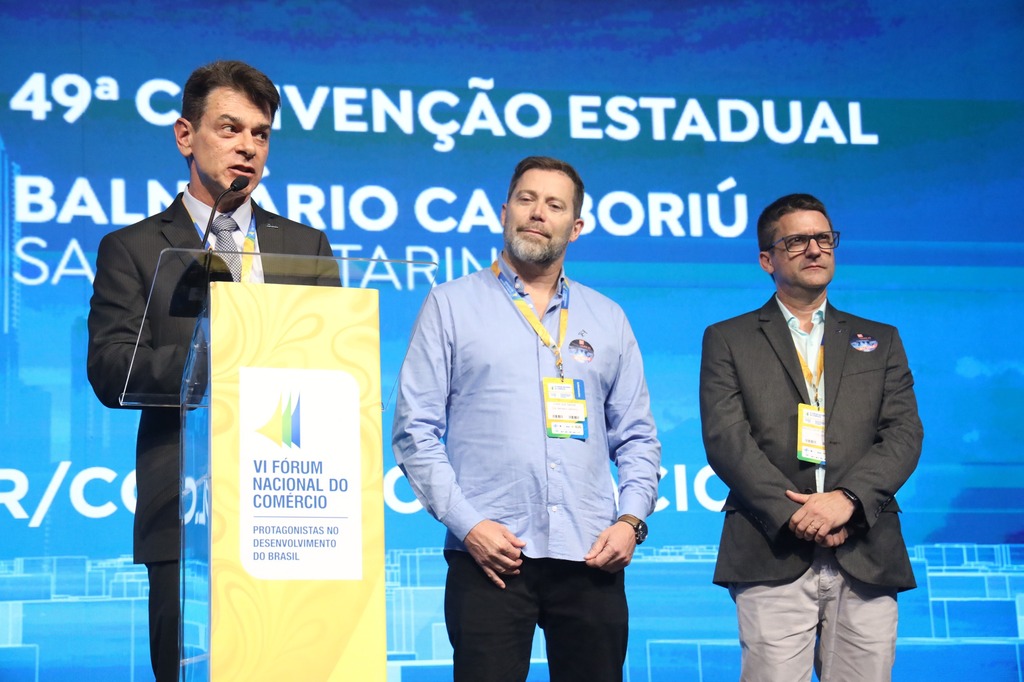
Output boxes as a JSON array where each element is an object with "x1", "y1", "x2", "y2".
[
  {"x1": 146, "y1": 560, "x2": 179, "y2": 682},
  {"x1": 444, "y1": 550, "x2": 628, "y2": 682}
]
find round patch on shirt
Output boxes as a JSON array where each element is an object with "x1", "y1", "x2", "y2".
[
  {"x1": 569, "y1": 338, "x2": 595, "y2": 363},
  {"x1": 850, "y1": 333, "x2": 878, "y2": 352}
]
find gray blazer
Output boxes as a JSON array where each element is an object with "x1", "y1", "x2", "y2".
[
  {"x1": 87, "y1": 194, "x2": 335, "y2": 564},
  {"x1": 699, "y1": 297, "x2": 923, "y2": 591}
]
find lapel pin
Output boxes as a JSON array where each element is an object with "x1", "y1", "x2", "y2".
[{"x1": 850, "y1": 333, "x2": 878, "y2": 352}]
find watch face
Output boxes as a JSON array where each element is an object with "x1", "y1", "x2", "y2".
[{"x1": 635, "y1": 520, "x2": 648, "y2": 544}]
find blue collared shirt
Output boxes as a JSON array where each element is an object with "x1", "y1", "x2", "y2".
[{"x1": 392, "y1": 257, "x2": 661, "y2": 560}]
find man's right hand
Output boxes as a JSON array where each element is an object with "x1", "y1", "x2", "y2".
[{"x1": 464, "y1": 520, "x2": 527, "y2": 589}]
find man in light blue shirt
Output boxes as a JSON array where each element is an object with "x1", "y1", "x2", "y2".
[{"x1": 393, "y1": 156, "x2": 661, "y2": 682}]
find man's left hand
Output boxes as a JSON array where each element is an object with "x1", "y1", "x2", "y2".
[
  {"x1": 584, "y1": 522, "x2": 637, "y2": 572},
  {"x1": 786, "y1": 489, "x2": 856, "y2": 543}
]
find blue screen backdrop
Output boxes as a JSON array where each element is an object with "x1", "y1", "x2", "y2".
[{"x1": 1, "y1": 1, "x2": 1023, "y2": 679}]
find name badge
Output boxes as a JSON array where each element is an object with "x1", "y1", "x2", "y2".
[
  {"x1": 543, "y1": 377, "x2": 588, "y2": 440},
  {"x1": 796, "y1": 402, "x2": 826, "y2": 464}
]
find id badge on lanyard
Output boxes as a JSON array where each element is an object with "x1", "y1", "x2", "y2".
[
  {"x1": 797, "y1": 403, "x2": 825, "y2": 463},
  {"x1": 543, "y1": 377, "x2": 588, "y2": 439}
]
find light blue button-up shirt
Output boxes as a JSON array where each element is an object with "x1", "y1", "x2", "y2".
[{"x1": 392, "y1": 257, "x2": 661, "y2": 560}]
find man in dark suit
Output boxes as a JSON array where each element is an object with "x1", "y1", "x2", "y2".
[
  {"x1": 699, "y1": 193, "x2": 923, "y2": 681},
  {"x1": 87, "y1": 60, "x2": 333, "y2": 681}
]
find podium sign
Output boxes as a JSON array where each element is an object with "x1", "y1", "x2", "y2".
[{"x1": 181, "y1": 281, "x2": 386, "y2": 680}]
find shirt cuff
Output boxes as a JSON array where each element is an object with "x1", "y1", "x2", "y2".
[
  {"x1": 441, "y1": 499, "x2": 487, "y2": 543},
  {"x1": 616, "y1": 493, "x2": 652, "y2": 522}
]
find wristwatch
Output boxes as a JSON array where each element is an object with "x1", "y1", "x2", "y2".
[
  {"x1": 838, "y1": 487, "x2": 861, "y2": 508},
  {"x1": 617, "y1": 514, "x2": 648, "y2": 545}
]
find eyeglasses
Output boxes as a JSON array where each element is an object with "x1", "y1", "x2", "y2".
[{"x1": 764, "y1": 231, "x2": 840, "y2": 253}]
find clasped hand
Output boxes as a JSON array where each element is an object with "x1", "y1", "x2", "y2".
[{"x1": 786, "y1": 489, "x2": 856, "y2": 548}]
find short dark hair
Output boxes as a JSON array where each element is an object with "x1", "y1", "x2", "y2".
[
  {"x1": 506, "y1": 156, "x2": 585, "y2": 219},
  {"x1": 757, "y1": 193, "x2": 834, "y2": 251},
  {"x1": 181, "y1": 60, "x2": 281, "y2": 125}
]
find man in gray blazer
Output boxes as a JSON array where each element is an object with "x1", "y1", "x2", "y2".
[
  {"x1": 87, "y1": 60, "x2": 334, "y2": 682},
  {"x1": 699, "y1": 193, "x2": 923, "y2": 681}
]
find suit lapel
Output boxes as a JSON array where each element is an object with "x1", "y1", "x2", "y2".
[
  {"x1": 823, "y1": 303, "x2": 849, "y2": 422},
  {"x1": 758, "y1": 297, "x2": 810, "y2": 404},
  {"x1": 254, "y1": 203, "x2": 286, "y2": 254},
  {"x1": 253, "y1": 203, "x2": 290, "y2": 285},
  {"x1": 159, "y1": 195, "x2": 204, "y2": 269}
]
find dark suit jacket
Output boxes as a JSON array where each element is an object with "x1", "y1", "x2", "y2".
[
  {"x1": 87, "y1": 194, "x2": 335, "y2": 564},
  {"x1": 699, "y1": 296, "x2": 923, "y2": 591}
]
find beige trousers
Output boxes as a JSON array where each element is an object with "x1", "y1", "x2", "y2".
[{"x1": 730, "y1": 548, "x2": 898, "y2": 682}]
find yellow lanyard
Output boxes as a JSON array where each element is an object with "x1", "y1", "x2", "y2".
[
  {"x1": 490, "y1": 261, "x2": 569, "y2": 379},
  {"x1": 795, "y1": 343, "x2": 824, "y2": 407},
  {"x1": 239, "y1": 216, "x2": 257, "y2": 282}
]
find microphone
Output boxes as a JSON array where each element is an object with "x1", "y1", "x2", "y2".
[{"x1": 200, "y1": 176, "x2": 250, "y2": 249}]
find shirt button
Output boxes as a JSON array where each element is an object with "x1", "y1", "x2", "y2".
[
  {"x1": 549, "y1": 462, "x2": 557, "y2": 469},
  {"x1": 551, "y1": 505, "x2": 558, "y2": 512}
]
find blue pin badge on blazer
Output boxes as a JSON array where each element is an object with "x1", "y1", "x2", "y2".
[{"x1": 850, "y1": 333, "x2": 878, "y2": 352}]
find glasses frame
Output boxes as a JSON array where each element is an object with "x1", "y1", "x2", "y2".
[{"x1": 763, "y1": 230, "x2": 841, "y2": 253}]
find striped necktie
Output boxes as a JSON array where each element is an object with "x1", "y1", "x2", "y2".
[{"x1": 210, "y1": 214, "x2": 241, "y2": 281}]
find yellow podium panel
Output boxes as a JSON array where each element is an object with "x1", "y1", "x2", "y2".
[{"x1": 207, "y1": 282, "x2": 385, "y2": 681}]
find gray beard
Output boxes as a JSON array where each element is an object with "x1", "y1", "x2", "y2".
[{"x1": 505, "y1": 231, "x2": 561, "y2": 267}]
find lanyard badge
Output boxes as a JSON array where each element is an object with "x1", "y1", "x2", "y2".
[
  {"x1": 797, "y1": 403, "x2": 825, "y2": 463},
  {"x1": 543, "y1": 377, "x2": 588, "y2": 439}
]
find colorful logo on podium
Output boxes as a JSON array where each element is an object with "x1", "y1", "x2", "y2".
[{"x1": 258, "y1": 393, "x2": 302, "y2": 449}]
